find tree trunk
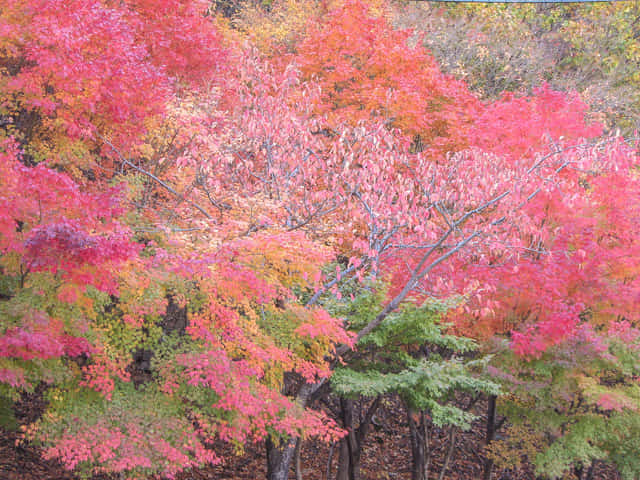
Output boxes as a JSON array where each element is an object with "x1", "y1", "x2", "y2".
[
  {"x1": 336, "y1": 398, "x2": 354, "y2": 480},
  {"x1": 482, "y1": 395, "x2": 497, "y2": 480},
  {"x1": 406, "y1": 403, "x2": 430, "y2": 480},
  {"x1": 294, "y1": 438, "x2": 303, "y2": 480},
  {"x1": 422, "y1": 411, "x2": 431, "y2": 480},
  {"x1": 326, "y1": 442, "x2": 336, "y2": 480},
  {"x1": 266, "y1": 381, "x2": 326, "y2": 480},
  {"x1": 267, "y1": 436, "x2": 298, "y2": 480},
  {"x1": 438, "y1": 427, "x2": 457, "y2": 480},
  {"x1": 336, "y1": 437, "x2": 351, "y2": 480},
  {"x1": 336, "y1": 398, "x2": 362, "y2": 480},
  {"x1": 336, "y1": 397, "x2": 382, "y2": 480}
]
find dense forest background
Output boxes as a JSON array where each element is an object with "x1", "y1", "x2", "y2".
[{"x1": 1, "y1": 1, "x2": 640, "y2": 480}]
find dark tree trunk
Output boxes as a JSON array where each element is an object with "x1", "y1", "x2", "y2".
[
  {"x1": 335, "y1": 398, "x2": 359, "y2": 480},
  {"x1": 336, "y1": 398, "x2": 356, "y2": 480},
  {"x1": 482, "y1": 395, "x2": 497, "y2": 480},
  {"x1": 336, "y1": 397, "x2": 382, "y2": 480},
  {"x1": 267, "y1": 436, "x2": 298, "y2": 480},
  {"x1": 406, "y1": 403, "x2": 430, "y2": 480},
  {"x1": 336, "y1": 436, "x2": 351, "y2": 480},
  {"x1": 326, "y1": 442, "x2": 336, "y2": 480}
]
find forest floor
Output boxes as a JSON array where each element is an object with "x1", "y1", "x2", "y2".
[{"x1": 0, "y1": 392, "x2": 621, "y2": 480}]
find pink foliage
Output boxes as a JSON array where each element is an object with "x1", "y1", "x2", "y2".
[
  {"x1": 1, "y1": 0, "x2": 226, "y2": 152},
  {"x1": 0, "y1": 138, "x2": 138, "y2": 293},
  {"x1": 471, "y1": 84, "x2": 603, "y2": 159},
  {"x1": 0, "y1": 310, "x2": 91, "y2": 361},
  {"x1": 42, "y1": 418, "x2": 220, "y2": 479}
]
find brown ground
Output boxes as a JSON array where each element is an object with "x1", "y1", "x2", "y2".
[{"x1": 0, "y1": 393, "x2": 621, "y2": 480}]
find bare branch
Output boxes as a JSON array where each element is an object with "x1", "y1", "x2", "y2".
[{"x1": 98, "y1": 133, "x2": 212, "y2": 220}]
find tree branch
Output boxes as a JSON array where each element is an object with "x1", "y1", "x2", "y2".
[{"x1": 98, "y1": 133, "x2": 212, "y2": 220}]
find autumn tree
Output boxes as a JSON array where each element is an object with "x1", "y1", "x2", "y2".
[
  {"x1": 222, "y1": 62, "x2": 630, "y2": 480},
  {"x1": 487, "y1": 322, "x2": 640, "y2": 480},
  {"x1": 210, "y1": 5, "x2": 637, "y2": 480},
  {"x1": 293, "y1": 0, "x2": 478, "y2": 155}
]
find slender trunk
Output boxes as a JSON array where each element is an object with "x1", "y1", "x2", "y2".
[
  {"x1": 336, "y1": 439, "x2": 350, "y2": 480},
  {"x1": 336, "y1": 398, "x2": 361, "y2": 480},
  {"x1": 267, "y1": 436, "x2": 298, "y2": 480},
  {"x1": 482, "y1": 395, "x2": 497, "y2": 480},
  {"x1": 422, "y1": 411, "x2": 431, "y2": 480},
  {"x1": 345, "y1": 398, "x2": 359, "y2": 480},
  {"x1": 438, "y1": 427, "x2": 457, "y2": 480},
  {"x1": 326, "y1": 442, "x2": 336, "y2": 480},
  {"x1": 294, "y1": 438, "x2": 303, "y2": 480},
  {"x1": 406, "y1": 403, "x2": 429, "y2": 480}
]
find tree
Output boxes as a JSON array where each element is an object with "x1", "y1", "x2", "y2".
[
  {"x1": 451, "y1": 137, "x2": 640, "y2": 479},
  {"x1": 294, "y1": 0, "x2": 478, "y2": 155},
  {"x1": 330, "y1": 291, "x2": 499, "y2": 480},
  {"x1": 487, "y1": 322, "x2": 640, "y2": 480},
  {"x1": 0, "y1": 137, "x2": 137, "y2": 393},
  {"x1": 0, "y1": 132, "x2": 351, "y2": 478},
  {"x1": 0, "y1": 0, "x2": 225, "y2": 170},
  {"x1": 234, "y1": 13, "x2": 632, "y2": 474},
  {"x1": 236, "y1": 84, "x2": 622, "y2": 480}
]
